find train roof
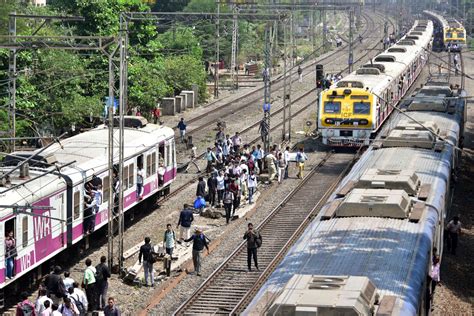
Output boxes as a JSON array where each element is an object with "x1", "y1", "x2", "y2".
[
  {"x1": 37, "y1": 119, "x2": 174, "y2": 181},
  {"x1": 424, "y1": 10, "x2": 463, "y2": 30},
  {"x1": 246, "y1": 88, "x2": 463, "y2": 315},
  {"x1": 330, "y1": 20, "x2": 433, "y2": 96},
  {"x1": 0, "y1": 168, "x2": 67, "y2": 219}
]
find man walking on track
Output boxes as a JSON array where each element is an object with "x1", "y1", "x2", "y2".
[
  {"x1": 177, "y1": 204, "x2": 194, "y2": 244},
  {"x1": 177, "y1": 118, "x2": 187, "y2": 143},
  {"x1": 139, "y1": 237, "x2": 155, "y2": 287},
  {"x1": 297, "y1": 66, "x2": 303, "y2": 83},
  {"x1": 296, "y1": 147, "x2": 308, "y2": 179},
  {"x1": 184, "y1": 228, "x2": 210, "y2": 276},
  {"x1": 243, "y1": 223, "x2": 262, "y2": 272}
]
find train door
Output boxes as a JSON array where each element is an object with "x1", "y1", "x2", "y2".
[
  {"x1": 51, "y1": 192, "x2": 65, "y2": 246},
  {"x1": 72, "y1": 185, "x2": 83, "y2": 237},
  {"x1": 158, "y1": 143, "x2": 165, "y2": 186}
]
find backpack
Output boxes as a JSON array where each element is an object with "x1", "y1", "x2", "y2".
[
  {"x1": 255, "y1": 232, "x2": 263, "y2": 248},
  {"x1": 20, "y1": 303, "x2": 34, "y2": 316},
  {"x1": 70, "y1": 295, "x2": 86, "y2": 316},
  {"x1": 95, "y1": 264, "x2": 104, "y2": 283}
]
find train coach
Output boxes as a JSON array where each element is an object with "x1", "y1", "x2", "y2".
[
  {"x1": 318, "y1": 20, "x2": 433, "y2": 146},
  {"x1": 0, "y1": 116, "x2": 176, "y2": 291},
  {"x1": 245, "y1": 78, "x2": 465, "y2": 315},
  {"x1": 424, "y1": 10, "x2": 466, "y2": 52}
]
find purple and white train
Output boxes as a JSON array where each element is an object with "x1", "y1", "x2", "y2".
[{"x1": 0, "y1": 116, "x2": 176, "y2": 291}]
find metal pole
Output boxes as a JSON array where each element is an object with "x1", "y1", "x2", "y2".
[
  {"x1": 118, "y1": 16, "x2": 127, "y2": 273},
  {"x1": 214, "y1": 2, "x2": 220, "y2": 98},
  {"x1": 288, "y1": 13, "x2": 293, "y2": 142},
  {"x1": 322, "y1": 9, "x2": 327, "y2": 53},
  {"x1": 231, "y1": 5, "x2": 238, "y2": 90},
  {"x1": 107, "y1": 50, "x2": 115, "y2": 271},
  {"x1": 263, "y1": 25, "x2": 271, "y2": 153},
  {"x1": 8, "y1": 13, "x2": 16, "y2": 152},
  {"x1": 282, "y1": 22, "x2": 287, "y2": 141},
  {"x1": 348, "y1": 9, "x2": 354, "y2": 73}
]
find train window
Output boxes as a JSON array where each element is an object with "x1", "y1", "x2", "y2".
[
  {"x1": 350, "y1": 95, "x2": 369, "y2": 100},
  {"x1": 128, "y1": 164, "x2": 134, "y2": 189},
  {"x1": 123, "y1": 166, "x2": 129, "y2": 190},
  {"x1": 103, "y1": 176, "x2": 110, "y2": 203},
  {"x1": 446, "y1": 32, "x2": 453, "y2": 38},
  {"x1": 73, "y1": 191, "x2": 80, "y2": 220},
  {"x1": 168, "y1": 143, "x2": 173, "y2": 167},
  {"x1": 324, "y1": 101, "x2": 341, "y2": 114},
  {"x1": 146, "y1": 155, "x2": 150, "y2": 177},
  {"x1": 159, "y1": 144, "x2": 165, "y2": 166},
  {"x1": 22, "y1": 217, "x2": 28, "y2": 248},
  {"x1": 353, "y1": 102, "x2": 370, "y2": 114},
  {"x1": 171, "y1": 140, "x2": 175, "y2": 167},
  {"x1": 152, "y1": 153, "x2": 157, "y2": 175},
  {"x1": 457, "y1": 32, "x2": 464, "y2": 38}
]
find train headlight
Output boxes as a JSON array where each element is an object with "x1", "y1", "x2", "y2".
[
  {"x1": 359, "y1": 130, "x2": 367, "y2": 137},
  {"x1": 327, "y1": 130, "x2": 335, "y2": 137}
]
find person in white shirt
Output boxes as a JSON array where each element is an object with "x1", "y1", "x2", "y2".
[
  {"x1": 69, "y1": 282, "x2": 88, "y2": 312},
  {"x1": 158, "y1": 162, "x2": 166, "y2": 186},
  {"x1": 283, "y1": 146, "x2": 290, "y2": 179},
  {"x1": 136, "y1": 165, "x2": 145, "y2": 200},
  {"x1": 51, "y1": 303, "x2": 62, "y2": 316},
  {"x1": 247, "y1": 171, "x2": 258, "y2": 204},
  {"x1": 36, "y1": 289, "x2": 53, "y2": 315},
  {"x1": 216, "y1": 170, "x2": 225, "y2": 208},
  {"x1": 63, "y1": 271, "x2": 75, "y2": 292},
  {"x1": 58, "y1": 297, "x2": 79, "y2": 316},
  {"x1": 429, "y1": 255, "x2": 441, "y2": 301},
  {"x1": 40, "y1": 300, "x2": 52, "y2": 316},
  {"x1": 240, "y1": 170, "x2": 249, "y2": 203}
]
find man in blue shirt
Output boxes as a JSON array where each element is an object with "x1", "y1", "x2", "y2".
[
  {"x1": 177, "y1": 204, "x2": 194, "y2": 244},
  {"x1": 184, "y1": 228, "x2": 209, "y2": 276},
  {"x1": 177, "y1": 118, "x2": 187, "y2": 143}
]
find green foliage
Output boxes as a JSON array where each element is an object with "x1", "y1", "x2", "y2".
[
  {"x1": 163, "y1": 54, "x2": 207, "y2": 100},
  {"x1": 158, "y1": 26, "x2": 203, "y2": 59}
]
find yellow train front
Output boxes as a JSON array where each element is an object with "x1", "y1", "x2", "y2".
[
  {"x1": 444, "y1": 26, "x2": 466, "y2": 51},
  {"x1": 318, "y1": 87, "x2": 376, "y2": 146}
]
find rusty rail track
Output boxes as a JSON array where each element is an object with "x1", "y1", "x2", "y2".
[{"x1": 173, "y1": 151, "x2": 357, "y2": 315}]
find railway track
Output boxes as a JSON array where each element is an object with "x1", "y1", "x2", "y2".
[
  {"x1": 174, "y1": 152, "x2": 357, "y2": 315},
  {"x1": 160, "y1": 12, "x2": 394, "y2": 204},
  {"x1": 173, "y1": 11, "x2": 380, "y2": 139}
]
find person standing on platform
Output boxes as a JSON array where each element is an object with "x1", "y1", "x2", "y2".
[
  {"x1": 207, "y1": 174, "x2": 217, "y2": 207},
  {"x1": 196, "y1": 176, "x2": 207, "y2": 199},
  {"x1": 163, "y1": 224, "x2": 176, "y2": 257},
  {"x1": 277, "y1": 152, "x2": 286, "y2": 184},
  {"x1": 223, "y1": 190, "x2": 234, "y2": 224}
]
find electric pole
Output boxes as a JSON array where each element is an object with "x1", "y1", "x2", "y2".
[
  {"x1": 288, "y1": 12, "x2": 294, "y2": 142},
  {"x1": 282, "y1": 21, "x2": 288, "y2": 141},
  {"x1": 214, "y1": 2, "x2": 220, "y2": 98},
  {"x1": 322, "y1": 9, "x2": 328, "y2": 53},
  {"x1": 262, "y1": 25, "x2": 271, "y2": 153},
  {"x1": 231, "y1": 4, "x2": 239, "y2": 90},
  {"x1": 8, "y1": 13, "x2": 16, "y2": 152},
  {"x1": 348, "y1": 9, "x2": 354, "y2": 73}
]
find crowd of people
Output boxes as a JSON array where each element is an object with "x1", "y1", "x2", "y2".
[{"x1": 15, "y1": 258, "x2": 119, "y2": 316}]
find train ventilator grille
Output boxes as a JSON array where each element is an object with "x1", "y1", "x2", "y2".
[
  {"x1": 383, "y1": 120, "x2": 440, "y2": 149},
  {"x1": 268, "y1": 275, "x2": 378, "y2": 316},
  {"x1": 356, "y1": 168, "x2": 420, "y2": 195},
  {"x1": 336, "y1": 188, "x2": 411, "y2": 218}
]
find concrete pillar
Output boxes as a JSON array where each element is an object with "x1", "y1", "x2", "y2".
[
  {"x1": 181, "y1": 90, "x2": 195, "y2": 108},
  {"x1": 161, "y1": 97, "x2": 176, "y2": 116},
  {"x1": 175, "y1": 96, "x2": 184, "y2": 113},
  {"x1": 192, "y1": 84, "x2": 199, "y2": 105},
  {"x1": 179, "y1": 92, "x2": 191, "y2": 109}
]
